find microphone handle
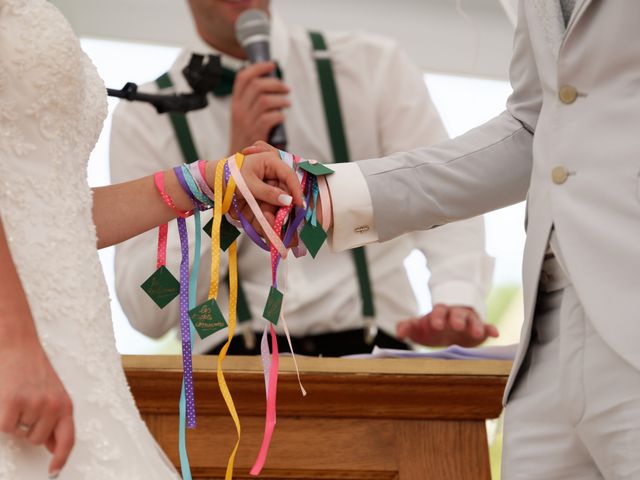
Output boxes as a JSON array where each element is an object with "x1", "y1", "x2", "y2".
[
  {"x1": 245, "y1": 41, "x2": 287, "y2": 150},
  {"x1": 268, "y1": 123, "x2": 287, "y2": 151}
]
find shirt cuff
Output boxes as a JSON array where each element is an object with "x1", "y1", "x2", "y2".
[
  {"x1": 430, "y1": 281, "x2": 487, "y2": 321},
  {"x1": 325, "y1": 162, "x2": 378, "y2": 251}
]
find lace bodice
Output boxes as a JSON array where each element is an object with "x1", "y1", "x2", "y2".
[{"x1": 0, "y1": 1, "x2": 178, "y2": 477}]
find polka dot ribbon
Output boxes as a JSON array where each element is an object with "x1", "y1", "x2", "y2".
[
  {"x1": 177, "y1": 215, "x2": 196, "y2": 429},
  {"x1": 208, "y1": 156, "x2": 243, "y2": 480}
]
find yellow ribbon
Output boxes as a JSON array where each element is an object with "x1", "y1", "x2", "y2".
[
  {"x1": 221, "y1": 153, "x2": 244, "y2": 214},
  {"x1": 218, "y1": 239, "x2": 240, "y2": 480},
  {"x1": 208, "y1": 156, "x2": 243, "y2": 479}
]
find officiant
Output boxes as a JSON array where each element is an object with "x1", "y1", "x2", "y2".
[{"x1": 109, "y1": 0, "x2": 496, "y2": 357}]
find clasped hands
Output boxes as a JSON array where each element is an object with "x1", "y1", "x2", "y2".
[
  {"x1": 238, "y1": 142, "x2": 498, "y2": 348},
  {"x1": 231, "y1": 141, "x2": 325, "y2": 240}
]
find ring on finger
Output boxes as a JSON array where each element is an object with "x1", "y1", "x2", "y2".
[{"x1": 17, "y1": 422, "x2": 32, "y2": 433}]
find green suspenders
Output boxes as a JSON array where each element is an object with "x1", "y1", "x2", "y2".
[
  {"x1": 156, "y1": 34, "x2": 376, "y2": 338},
  {"x1": 155, "y1": 73, "x2": 253, "y2": 324},
  {"x1": 156, "y1": 73, "x2": 200, "y2": 165},
  {"x1": 309, "y1": 32, "x2": 377, "y2": 328}
]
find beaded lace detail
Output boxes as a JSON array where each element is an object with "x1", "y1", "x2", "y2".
[{"x1": 0, "y1": 1, "x2": 178, "y2": 477}]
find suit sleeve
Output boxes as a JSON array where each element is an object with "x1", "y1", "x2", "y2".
[
  {"x1": 328, "y1": 0, "x2": 542, "y2": 251},
  {"x1": 365, "y1": 39, "x2": 495, "y2": 318}
]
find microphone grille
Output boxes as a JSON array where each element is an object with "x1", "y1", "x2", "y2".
[{"x1": 235, "y1": 9, "x2": 270, "y2": 47}]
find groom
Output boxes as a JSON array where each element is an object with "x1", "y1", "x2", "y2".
[{"x1": 320, "y1": 0, "x2": 640, "y2": 477}]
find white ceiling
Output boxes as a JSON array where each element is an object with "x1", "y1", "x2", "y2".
[{"x1": 51, "y1": 0, "x2": 515, "y2": 79}]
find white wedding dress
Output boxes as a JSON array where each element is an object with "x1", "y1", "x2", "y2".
[{"x1": 0, "y1": 1, "x2": 180, "y2": 478}]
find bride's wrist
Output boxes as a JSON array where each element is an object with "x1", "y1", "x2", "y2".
[{"x1": 0, "y1": 308, "x2": 38, "y2": 347}]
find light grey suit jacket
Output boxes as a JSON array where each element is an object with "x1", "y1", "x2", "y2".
[{"x1": 347, "y1": 0, "x2": 640, "y2": 401}]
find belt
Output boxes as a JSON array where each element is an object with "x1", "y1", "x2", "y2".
[{"x1": 206, "y1": 328, "x2": 410, "y2": 357}]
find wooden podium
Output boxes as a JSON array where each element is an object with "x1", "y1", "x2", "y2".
[{"x1": 123, "y1": 355, "x2": 510, "y2": 480}]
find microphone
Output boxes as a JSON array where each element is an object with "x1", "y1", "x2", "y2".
[{"x1": 235, "y1": 9, "x2": 287, "y2": 150}]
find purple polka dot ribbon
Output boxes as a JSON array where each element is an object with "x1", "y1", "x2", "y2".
[{"x1": 177, "y1": 216, "x2": 196, "y2": 428}]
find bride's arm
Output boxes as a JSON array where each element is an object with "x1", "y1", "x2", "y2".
[
  {"x1": 0, "y1": 220, "x2": 75, "y2": 478},
  {"x1": 92, "y1": 153, "x2": 304, "y2": 249}
]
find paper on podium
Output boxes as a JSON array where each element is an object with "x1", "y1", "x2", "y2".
[{"x1": 345, "y1": 344, "x2": 517, "y2": 360}]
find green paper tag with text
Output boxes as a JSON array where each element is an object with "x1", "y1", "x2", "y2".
[
  {"x1": 203, "y1": 216, "x2": 241, "y2": 251},
  {"x1": 140, "y1": 266, "x2": 180, "y2": 309},
  {"x1": 298, "y1": 161, "x2": 334, "y2": 176},
  {"x1": 262, "y1": 287, "x2": 283, "y2": 325},
  {"x1": 189, "y1": 298, "x2": 228, "y2": 339},
  {"x1": 300, "y1": 222, "x2": 327, "y2": 258}
]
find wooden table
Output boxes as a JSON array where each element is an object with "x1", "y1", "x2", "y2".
[{"x1": 123, "y1": 355, "x2": 511, "y2": 480}]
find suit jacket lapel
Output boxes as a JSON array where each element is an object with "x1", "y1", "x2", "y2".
[
  {"x1": 533, "y1": 0, "x2": 598, "y2": 57},
  {"x1": 564, "y1": 0, "x2": 594, "y2": 42}
]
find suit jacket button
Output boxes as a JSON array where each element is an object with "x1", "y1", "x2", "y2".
[
  {"x1": 559, "y1": 85, "x2": 578, "y2": 104},
  {"x1": 551, "y1": 166, "x2": 569, "y2": 184}
]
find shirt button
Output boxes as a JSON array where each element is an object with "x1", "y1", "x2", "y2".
[
  {"x1": 354, "y1": 225, "x2": 370, "y2": 233},
  {"x1": 559, "y1": 85, "x2": 578, "y2": 104},
  {"x1": 551, "y1": 166, "x2": 569, "y2": 184}
]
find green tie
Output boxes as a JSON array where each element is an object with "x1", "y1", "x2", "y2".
[{"x1": 211, "y1": 66, "x2": 236, "y2": 97}]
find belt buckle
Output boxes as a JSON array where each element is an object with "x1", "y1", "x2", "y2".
[
  {"x1": 242, "y1": 324, "x2": 256, "y2": 350},
  {"x1": 363, "y1": 317, "x2": 378, "y2": 346}
]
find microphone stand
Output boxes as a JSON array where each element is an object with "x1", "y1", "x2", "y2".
[
  {"x1": 106, "y1": 83, "x2": 207, "y2": 114},
  {"x1": 105, "y1": 54, "x2": 223, "y2": 114}
]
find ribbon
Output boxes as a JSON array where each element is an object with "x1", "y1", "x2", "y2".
[
  {"x1": 228, "y1": 154, "x2": 288, "y2": 258},
  {"x1": 251, "y1": 169, "x2": 313, "y2": 474},
  {"x1": 154, "y1": 170, "x2": 193, "y2": 218},
  {"x1": 182, "y1": 160, "x2": 213, "y2": 207},
  {"x1": 176, "y1": 215, "x2": 196, "y2": 430},
  {"x1": 250, "y1": 324, "x2": 279, "y2": 476},
  {"x1": 174, "y1": 165, "x2": 207, "y2": 212},
  {"x1": 316, "y1": 174, "x2": 333, "y2": 231},
  {"x1": 277, "y1": 260, "x2": 306, "y2": 396},
  {"x1": 224, "y1": 161, "x2": 269, "y2": 251},
  {"x1": 156, "y1": 223, "x2": 168, "y2": 270},
  {"x1": 181, "y1": 164, "x2": 214, "y2": 208},
  {"x1": 208, "y1": 157, "x2": 243, "y2": 480}
]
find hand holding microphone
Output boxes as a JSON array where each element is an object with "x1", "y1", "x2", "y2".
[{"x1": 229, "y1": 10, "x2": 289, "y2": 155}]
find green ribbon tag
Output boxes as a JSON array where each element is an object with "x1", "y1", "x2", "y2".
[
  {"x1": 203, "y1": 218, "x2": 213, "y2": 237},
  {"x1": 203, "y1": 216, "x2": 241, "y2": 251},
  {"x1": 140, "y1": 266, "x2": 180, "y2": 309},
  {"x1": 262, "y1": 287, "x2": 283, "y2": 325},
  {"x1": 300, "y1": 222, "x2": 327, "y2": 258},
  {"x1": 298, "y1": 161, "x2": 334, "y2": 176},
  {"x1": 189, "y1": 298, "x2": 228, "y2": 339}
]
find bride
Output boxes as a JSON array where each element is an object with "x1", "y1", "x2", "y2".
[{"x1": 0, "y1": 0, "x2": 302, "y2": 478}]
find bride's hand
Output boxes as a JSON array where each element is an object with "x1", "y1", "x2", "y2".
[
  {"x1": 0, "y1": 329, "x2": 74, "y2": 478},
  {"x1": 241, "y1": 142, "x2": 329, "y2": 230},
  {"x1": 0, "y1": 222, "x2": 75, "y2": 478},
  {"x1": 219, "y1": 149, "x2": 305, "y2": 238},
  {"x1": 238, "y1": 149, "x2": 305, "y2": 210}
]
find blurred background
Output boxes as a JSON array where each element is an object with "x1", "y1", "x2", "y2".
[
  {"x1": 51, "y1": 1, "x2": 521, "y2": 477},
  {"x1": 51, "y1": 0, "x2": 524, "y2": 356}
]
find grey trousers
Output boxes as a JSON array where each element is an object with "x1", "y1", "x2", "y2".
[{"x1": 501, "y1": 258, "x2": 640, "y2": 479}]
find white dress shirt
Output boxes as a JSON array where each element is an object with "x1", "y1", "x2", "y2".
[{"x1": 110, "y1": 14, "x2": 493, "y2": 353}]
